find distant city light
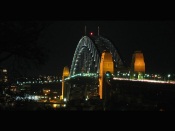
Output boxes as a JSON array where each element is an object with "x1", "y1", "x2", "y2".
[
  {"x1": 64, "y1": 98, "x2": 67, "y2": 102},
  {"x1": 3, "y1": 69, "x2": 7, "y2": 72}
]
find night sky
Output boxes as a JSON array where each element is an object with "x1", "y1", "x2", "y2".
[
  {"x1": 1, "y1": 20, "x2": 174, "y2": 76},
  {"x1": 36, "y1": 21, "x2": 175, "y2": 76}
]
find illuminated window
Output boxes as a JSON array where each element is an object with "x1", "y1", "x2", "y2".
[{"x1": 3, "y1": 69, "x2": 7, "y2": 72}]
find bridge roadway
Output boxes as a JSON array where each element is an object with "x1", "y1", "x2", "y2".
[
  {"x1": 104, "y1": 78, "x2": 175, "y2": 111},
  {"x1": 64, "y1": 76, "x2": 175, "y2": 111}
]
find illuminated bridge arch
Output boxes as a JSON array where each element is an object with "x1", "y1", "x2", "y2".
[{"x1": 70, "y1": 35, "x2": 124, "y2": 76}]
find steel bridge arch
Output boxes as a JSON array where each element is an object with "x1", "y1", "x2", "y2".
[{"x1": 70, "y1": 35, "x2": 124, "y2": 76}]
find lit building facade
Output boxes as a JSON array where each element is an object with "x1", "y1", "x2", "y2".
[
  {"x1": 0, "y1": 67, "x2": 8, "y2": 94},
  {"x1": 0, "y1": 67, "x2": 8, "y2": 83}
]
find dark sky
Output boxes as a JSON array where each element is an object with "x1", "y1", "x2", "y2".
[
  {"x1": 34, "y1": 21, "x2": 175, "y2": 76},
  {"x1": 2, "y1": 20, "x2": 172, "y2": 77}
]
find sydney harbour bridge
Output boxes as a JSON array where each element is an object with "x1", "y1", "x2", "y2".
[
  {"x1": 61, "y1": 33, "x2": 125, "y2": 99},
  {"x1": 60, "y1": 30, "x2": 175, "y2": 111}
]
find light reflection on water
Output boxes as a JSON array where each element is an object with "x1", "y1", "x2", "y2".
[
  {"x1": 45, "y1": 103, "x2": 66, "y2": 109},
  {"x1": 53, "y1": 104, "x2": 60, "y2": 108}
]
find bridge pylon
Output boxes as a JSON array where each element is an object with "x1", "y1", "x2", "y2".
[
  {"x1": 61, "y1": 66, "x2": 70, "y2": 101},
  {"x1": 130, "y1": 51, "x2": 145, "y2": 80},
  {"x1": 99, "y1": 51, "x2": 114, "y2": 100}
]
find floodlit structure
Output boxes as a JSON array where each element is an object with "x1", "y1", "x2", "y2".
[
  {"x1": 61, "y1": 27, "x2": 129, "y2": 101},
  {"x1": 131, "y1": 51, "x2": 145, "y2": 79},
  {"x1": 99, "y1": 51, "x2": 114, "y2": 99},
  {"x1": 60, "y1": 66, "x2": 69, "y2": 100}
]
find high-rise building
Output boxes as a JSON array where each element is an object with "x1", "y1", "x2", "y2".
[
  {"x1": 0, "y1": 67, "x2": 8, "y2": 83},
  {"x1": 0, "y1": 67, "x2": 8, "y2": 94}
]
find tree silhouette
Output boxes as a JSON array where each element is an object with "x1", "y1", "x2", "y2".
[{"x1": 0, "y1": 21, "x2": 51, "y2": 79}]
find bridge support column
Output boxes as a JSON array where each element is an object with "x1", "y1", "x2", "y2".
[
  {"x1": 61, "y1": 66, "x2": 70, "y2": 101},
  {"x1": 99, "y1": 51, "x2": 114, "y2": 100},
  {"x1": 130, "y1": 51, "x2": 145, "y2": 80}
]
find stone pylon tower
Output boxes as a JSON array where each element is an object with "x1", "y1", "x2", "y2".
[
  {"x1": 60, "y1": 66, "x2": 70, "y2": 100},
  {"x1": 130, "y1": 51, "x2": 145, "y2": 79},
  {"x1": 99, "y1": 51, "x2": 114, "y2": 99}
]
